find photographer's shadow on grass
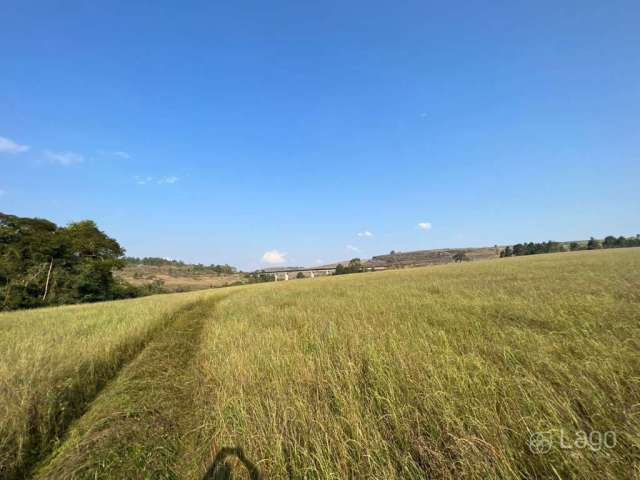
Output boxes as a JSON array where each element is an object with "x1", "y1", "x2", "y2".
[{"x1": 203, "y1": 447, "x2": 262, "y2": 480}]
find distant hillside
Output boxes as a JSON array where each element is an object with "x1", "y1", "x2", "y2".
[
  {"x1": 354, "y1": 235, "x2": 640, "y2": 270},
  {"x1": 308, "y1": 247, "x2": 500, "y2": 272},
  {"x1": 117, "y1": 264, "x2": 243, "y2": 293},
  {"x1": 123, "y1": 256, "x2": 237, "y2": 274},
  {"x1": 366, "y1": 246, "x2": 500, "y2": 268}
]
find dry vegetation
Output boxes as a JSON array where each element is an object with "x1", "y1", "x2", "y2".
[
  {"x1": 116, "y1": 264, "x2": 243, "y2": 292},
  {"x1": 1, "y1": 248, "x2": 639, "y2": 479},
  {"x1": 369, "y1": 246, "x2": 499, "y2": 267}
]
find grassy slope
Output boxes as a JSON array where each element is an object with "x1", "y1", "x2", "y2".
[
  {"x1": 4, "y1": 248, "x2": 640, "y2": 479},
  {"x1": 191, "y1": 248, "x2": 640, "y2": 479}
]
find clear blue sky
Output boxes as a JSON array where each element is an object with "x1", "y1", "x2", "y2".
[{"x1": 2, "y1": 1, "x2": 638, "y2": 270}]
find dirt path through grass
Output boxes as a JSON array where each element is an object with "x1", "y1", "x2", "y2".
[{"x1": 32, "y1": 296, "x2": 224, "y2": 479}]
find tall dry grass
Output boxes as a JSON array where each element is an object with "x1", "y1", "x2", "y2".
[
  {"x1": 191, "y1": 249, "x2": 640, "y2": 479},
  {"x1": 4, "y1": 249, "x2": 640, "y2": 479},
  {"x1": 0, "y1": 289, "x2": 211, "y2": 478}
]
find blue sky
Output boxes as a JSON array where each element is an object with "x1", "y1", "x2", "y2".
[{"x1": 1, "y1": 1, "x2": 638, "y2": 270}]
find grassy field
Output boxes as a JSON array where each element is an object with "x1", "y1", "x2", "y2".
[{"x1": 1, "y1": 248, "x2": 639, "y2": 479}]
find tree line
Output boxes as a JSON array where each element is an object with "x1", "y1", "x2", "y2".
[
  {"x1": 0, "y1": 213, "x2": 238, "y2": 311},
  {"x1": 500, "y1": 235, "x2": 640, "y2": 258}
]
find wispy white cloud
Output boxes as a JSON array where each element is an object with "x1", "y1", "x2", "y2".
[
  {"x1": 357, "y1": 230, "x2": 373, "y2": 237},
  {"x1": 134, "y1": 175, "x2": 179, "y2": 185},
  {"x1": 418, "y1": 222, "x2": 432, "y2": 231},
  {"x1": 0, "y1": 189, "x2": 5, "y2": 197},
  {"x1": 346, "y1": 244, "x2": 361, "y2": 253},
  {"x1": 158, "y1": 176, "x2": 179, "y2": 185},
  {"x1": 0, "y1": 136, "x2": 30, "y2": 154},
  {"x1": 99, "y1": 150, "x2": 131, "y2": 159},
  {"x1": 134, "y1": 176, "x2": 153, "y2": 185},
  {"x1": 113, "y1": 151, "x2": 131, "y2": 159},
  {"x1": 315, "y1": 259, "x2": 324, "y2": 265},
  {"x1": 262, "y1": 249, "x2": 287, "y2": 264},
  {"x1": 45, "y1": 150, "x2": 84, "y2": 166}
]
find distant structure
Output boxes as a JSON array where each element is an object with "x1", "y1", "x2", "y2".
[
  {"x1": 259, "y1": 246, "x2": 500, "y2": 281},
  {"x1": 260, "y1": 265, "x2": 383, "y2": 281}
]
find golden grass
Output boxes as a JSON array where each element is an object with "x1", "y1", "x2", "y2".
[
  {"x1": 3, "y1": 248, "x2": 640, "y2": 479},
  {"x1": 192, "y1": 249, "x2": 640, "y2": 478}
]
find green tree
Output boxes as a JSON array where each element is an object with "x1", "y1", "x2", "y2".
[
  {"x1": 296, "y1": 272, "x2": 305, "y2": 279},
  {"x1": 0, "y1": 214, "x2": 128, "y2": 310},
  {"x1": 348, "y1": 258, "x2": 362, "y2": 272},
  {"x1": 512, "y1": 244, "x2": 525, "y2": 256},
  {"x1": 453, "y1": 252, "x2": 469, "y2": 262},
  {"x1": 587, "y1": 237, "x2": 601, "y2": 250},
  {"x1": 334, "y1": 259, "x2": 364, "y2": 275},
  {"x1": 603, "y1": 236, "x2": 617, "y2": 248},
  {"x1": 248, "y1": 272, "x2": 275, "y2": 283}
]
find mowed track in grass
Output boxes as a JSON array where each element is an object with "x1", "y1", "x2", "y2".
[
  {"x1": 33, "y1": 297, "x2": 227, "y2": 479},
  {"x1": 0, "y1": 289, "x2": 219, "y2": 479},
  {"x1": 2, "y1": 248, "x2": 639, "y2": 479}
]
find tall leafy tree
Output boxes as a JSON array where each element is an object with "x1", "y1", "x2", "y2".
[{"x1": 0, "y1": 213, "x2": 128, "y2": 310}]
